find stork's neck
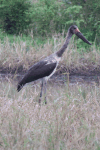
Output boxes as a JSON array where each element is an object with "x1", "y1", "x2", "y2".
[{"x1": 56, "y1": 31, "x2": 73, "y2": 57}]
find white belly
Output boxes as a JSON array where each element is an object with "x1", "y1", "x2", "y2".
[
  {"x1": 44, "y1": 54, "x2": 61, "y2": 81},
  {"x1": 45, "y1": 62, "x2": 58, "y2": 81}
]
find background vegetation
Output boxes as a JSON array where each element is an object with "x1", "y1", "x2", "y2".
[
  {"x1": 0, "y1": 1, "x2": 100, "y2": 149},
  {"x1": 0, "y1": 0, "x2": 100, "y2": 43},
  {"x1": 0, "y1": 0, "x2": 100, "y2": 74}
]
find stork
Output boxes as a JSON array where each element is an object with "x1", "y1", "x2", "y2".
[{"x1": 17, "y1": 25, "x2": 91, "y2": 104}]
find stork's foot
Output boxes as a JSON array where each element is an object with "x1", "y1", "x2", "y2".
[
  {"x1": 39, "y1": 98, "x2": 41, "y2": 103},
  {"x1": 39, "y1": 98, "x2": 47, "y2": 104},
  {"x1": 44, "y1": 98, "x2": 47, "y2": 104},
  {"x1": 45, "y1": 101, "x2": 47, "y2": 104}
]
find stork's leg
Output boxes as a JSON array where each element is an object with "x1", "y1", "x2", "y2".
[
  {"x1": 44, "y1": 80, "x2": 47, "y2": 104},
  {"x1": 39, "y1": 79, "x2": 44, "y2": 103}
]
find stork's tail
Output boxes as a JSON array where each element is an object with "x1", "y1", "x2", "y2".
[{"x1": 17, "y1": 80, "x2": 25, "y2": 92}]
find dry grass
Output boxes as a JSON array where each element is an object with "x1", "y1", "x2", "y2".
[
  {"x1": 0, "y1": 34, "x2": 100, "y2": 75},
  {"x1": 0, "y1": 77, "x2": 100, "y2": 149},
  {"x1": 0, "y1": 35, "x2": 54, "y2": 72},
  {"x1": 0, "y1": 34, "x2": 100, "y2": 149}
]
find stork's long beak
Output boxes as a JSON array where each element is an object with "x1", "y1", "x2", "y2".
[{"x1": 75, "y1": 28, "x2": 92, "y2": 45}]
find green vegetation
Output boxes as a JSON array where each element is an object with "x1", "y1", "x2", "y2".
[
  {"x1": 0, "y1": 0, "x2": 32, "y2": 34},
  {"x1": 31, "y1": 0, "x2": 83, "y2": 35},
  {"x1": 0, "y1": 0, "x2": 100, "y2": 43}
]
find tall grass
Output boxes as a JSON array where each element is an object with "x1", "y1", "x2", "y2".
[
  {"x1": 0, "y1": 32, "x2": 100, "y2": 75},
  {"x1": 0, "y1": 31, "x2": 100, "y2": 149},
  {"x1": 0, "y1": 78, "x2": 100, "y2": 149}
]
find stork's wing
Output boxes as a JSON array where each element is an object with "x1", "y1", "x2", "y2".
[{"x1": 17, "y1": 60, "x2": 57, "y2": 91}]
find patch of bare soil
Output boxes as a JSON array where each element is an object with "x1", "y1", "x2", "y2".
[
  {"x1": 56, "y1": 64, "x2": 100, "y2": 76},
  {"x1": 1, "y1": 63, "x2": 100, "y2": 76},
  {"x1": 1, "y1": 64, "x2": 100, "y2": 86}
]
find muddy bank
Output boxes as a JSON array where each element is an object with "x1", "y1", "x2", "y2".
[
  {"x1": 1, "y1": 64, "x2": 100, "y2": 76},
  {"x1": 1, "y1": 64, "x2": 100, "y2": 86},
  {"x1": 0, "y1": 72, "x2": 100, "y2": 86}
]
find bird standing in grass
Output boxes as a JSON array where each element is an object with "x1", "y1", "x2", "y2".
[{"x1": 17, "y1": 25, "x2": 91, "y2": 104}]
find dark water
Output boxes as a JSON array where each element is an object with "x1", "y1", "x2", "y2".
[{"x1": 0, "y1": 73, "x2": 100, "y2": 86}]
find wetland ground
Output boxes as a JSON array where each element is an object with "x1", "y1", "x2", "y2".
[{"x1": 0, "y1": 35, "x2": 100, "y2": 149}]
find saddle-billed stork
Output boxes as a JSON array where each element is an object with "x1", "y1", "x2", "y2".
[{"x1": 17, "y1": 25, "x2": 91, "y2": 104}]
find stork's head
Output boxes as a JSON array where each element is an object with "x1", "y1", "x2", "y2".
[{"x1": 69, "y1": 25, "x2": 91, "y2": 45}]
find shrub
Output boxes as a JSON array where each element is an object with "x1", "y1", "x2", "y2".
[
  {"x1": 31, "y1": 0, "x2": 83, "y2": 35},
  {"x1": 0, "y1": 0, "x2": 32, "y2": 34},
  {"x1": 70, "y1": 0, "x2": 100, "y2": 43}
]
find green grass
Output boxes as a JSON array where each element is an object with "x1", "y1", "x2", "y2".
[{"x1": 0, "y1": 29, "x2": 49, "y2": 46}]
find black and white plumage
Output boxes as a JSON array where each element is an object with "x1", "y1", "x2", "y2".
[{"x1": 17, "y1": 25, "x2": 91, "y2": 104}]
